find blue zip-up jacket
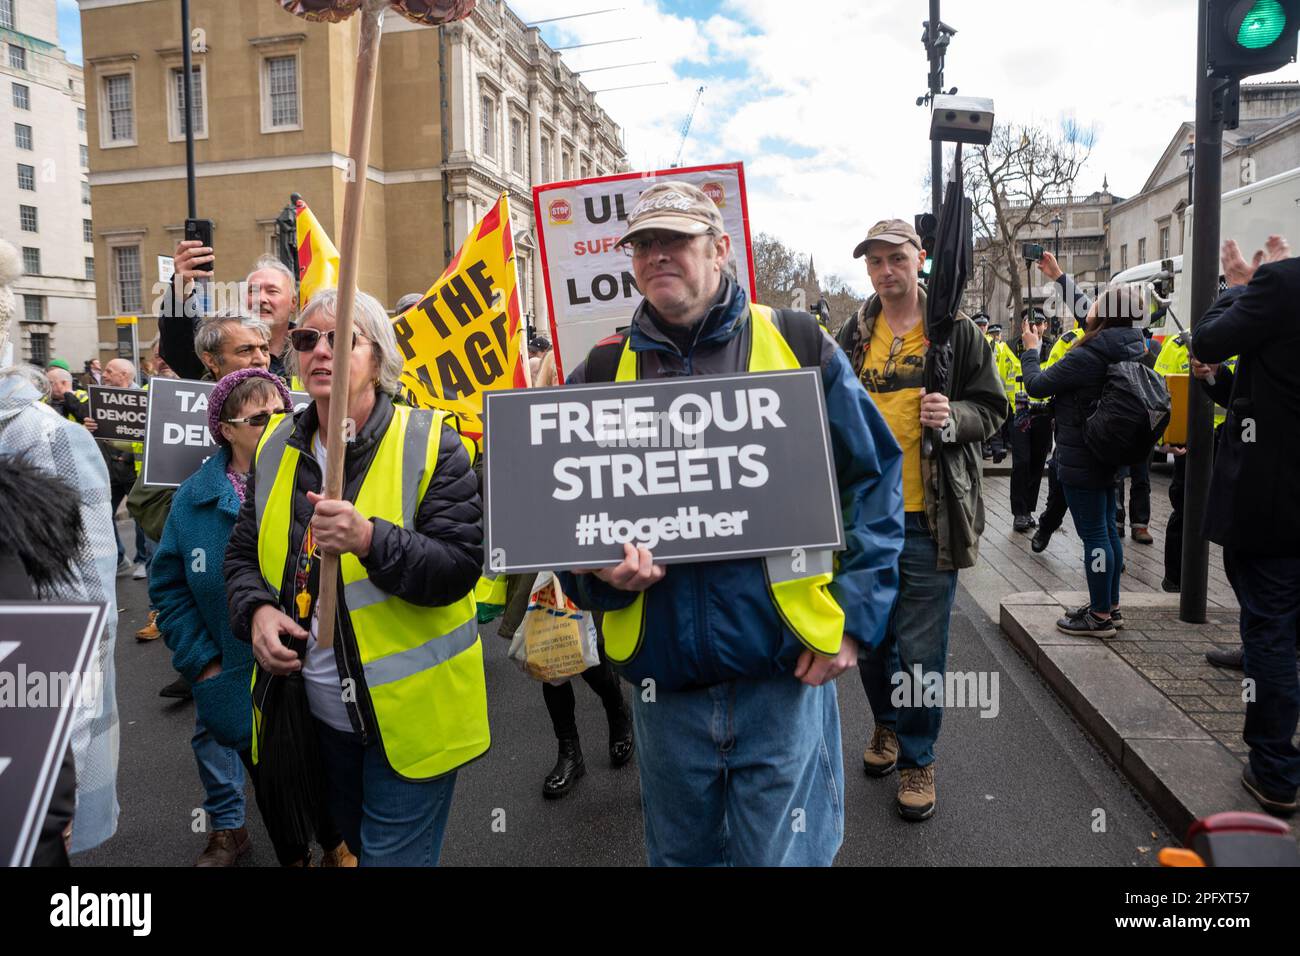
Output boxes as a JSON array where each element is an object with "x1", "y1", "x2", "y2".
[{"x1": 559, "y1": 278, "x2": 904, "y2": 692}]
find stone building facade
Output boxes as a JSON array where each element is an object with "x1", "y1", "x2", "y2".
[
  {"x1": 79, "y1": 0, "x2": 628, "y2": 362},
  {"x1": 2, "y1": 0, "x2": 95, "y2": 368}
]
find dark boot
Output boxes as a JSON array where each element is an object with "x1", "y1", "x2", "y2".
[
  {"x1": 607, "y1": 700, "x2": 634, "y2": 768},
  {"x1": 543, "y1": 737, "x2": 585, "y2": 799}
]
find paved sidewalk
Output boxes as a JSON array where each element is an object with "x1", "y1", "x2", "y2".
[{"x1": 977, "y1": 468, "x2": 1299, "y2": 839}]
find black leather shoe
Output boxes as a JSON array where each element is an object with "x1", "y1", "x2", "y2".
[
  {"x1": 1031, "y1": 527, "x2": 1053, "y2": 553},
  {"x1": 1161, "y1": 578, "x2": 1181, "y2": 593},
  {"x1": 1013, "y1": 515, "x2": 1031, "y2": 533},
  {"x1": 160, "y1": 675, "x2": 192, "y2": 700},
  {"x1": 1206, "y1": 645, "x2": 1245, "y2": 670},
  {"x1": 543, "y1": 737, "x2": 585, "y2": 798},
  {"x1": 608, "y1": 706, "x2": 634, "y2": 768}
]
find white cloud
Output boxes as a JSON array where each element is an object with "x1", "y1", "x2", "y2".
[{"x1": 516, "y1": 0, "x2": 1300, "y2": 299}]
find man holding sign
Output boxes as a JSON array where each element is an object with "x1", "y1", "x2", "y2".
[{"x1": 557, "y1": 182, "x2": 904, "y2": 867}]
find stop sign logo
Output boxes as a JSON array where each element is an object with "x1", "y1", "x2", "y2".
[
  {"x1": 702, "y1": 182, "x2": 726, "y2": 207},
  {"x1": 549, "y1": 198, "x2": 573, "y2": 225}
]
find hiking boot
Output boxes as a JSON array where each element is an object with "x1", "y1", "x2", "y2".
[
  {"x1": 543, "y1": 737, "x2": 585, "y2": 798},
  {"x1": 1056, "y1": 607, "x2": 1117, "y2": 639},
  {"x1": 897, "y1": 766, "x2": 936, "y2": 822},
  {"x1": 1013, "y1": 515, "x2": 1031, "y2": 533},
  {"x1": 319, "y1": 842, "x2": 358, "y2": 867},
  {"x1": 1131, "y1": 526, "x2": 1153, "y2": 545},
  {"x1": 863, "y1": 725, "x2": 899, "y2": 777},
  {"x1": 1031, "y1": 526, "x2": 1054, "y2": 553},
  {"x1": 135, "y1": 609, "x2": 161, "y2": 641},
  {"x1": 194, "y1": 827, "x2": 251, "y2": 867},
  {"x1": 1242, "y1": 767, "x2": 1297, "y2": 818},
  {"x1": 1206, "y1": 646, "x2": 1245, "y2": 670}
]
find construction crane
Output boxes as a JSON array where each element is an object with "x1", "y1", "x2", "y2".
[{"x1": 671, "y1": 85, "x2": 705, "y2": 168}]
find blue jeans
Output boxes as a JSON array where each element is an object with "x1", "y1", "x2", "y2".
[
  {"x1": 1063, "y1": 484, "x2": 1123, "y2": 613},
  {"x1": 1223, "y1": 549, "x2": 1300, "y2": 796},
  {"x1": 860, "y1": 512, "x2": 959, "y2": 768},
  {"x1": 192, "y1": 715, "x2": 246, "y2": 831},
  {"x1": 314, "y1": 721, "x2": 458, "y2": 867},
  {"x1": 632, "y1": 675, "x2": 844, "y2": 866}
]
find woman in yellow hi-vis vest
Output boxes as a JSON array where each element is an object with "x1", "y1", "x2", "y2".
[{"x1": 224, "y1": 289, "x2": 488, "y2": 866}]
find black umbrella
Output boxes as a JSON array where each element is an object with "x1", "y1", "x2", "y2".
[{"x1": 922, "y1": 144, "x2": 973, "y2": 459}]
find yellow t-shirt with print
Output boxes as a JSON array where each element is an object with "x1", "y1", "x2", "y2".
[{"x1": 860, "y1": 316, "x2": 927, "y2": 512}]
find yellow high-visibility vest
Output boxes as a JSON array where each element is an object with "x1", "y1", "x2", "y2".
[
  {"x1": 600, "y1": 304, "x2": 845, "y2": 665},
  {"x1": 251, "y1": 404, "x2": 489, "y2": 779}
]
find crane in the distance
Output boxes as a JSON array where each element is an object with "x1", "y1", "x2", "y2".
[{"x1": 671, "y1": 85, "x2": 705, "y2": 168}]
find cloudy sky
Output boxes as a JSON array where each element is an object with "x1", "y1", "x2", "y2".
[{"x1": 60, "y1": 0, "x2": 1300, "y2": 293}]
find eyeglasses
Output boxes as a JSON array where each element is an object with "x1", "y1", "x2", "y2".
[
  {"x1": 288, "y1": 328, "x2": 361, "y2": 352},
  {"x1": 882, "y1": 336, "x2": 905, "y2": 379},
  {"x1": 221, "y1": 408, "x2": 292, "y2": 428},
  {"x1": 621, "y1": 234, "x2": 699, "y2": 258}
]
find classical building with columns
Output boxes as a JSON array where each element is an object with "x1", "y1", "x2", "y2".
[{"x1": 79, "y1": 0, "x2": 628, "y2": 361}]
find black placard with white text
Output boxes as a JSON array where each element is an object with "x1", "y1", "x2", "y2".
[
  {"x1": 483, "y1": 369, "x2": 843, "y2": 572},
  {"x1": 87, "y1": 386, "x2": 148, "y2": 443}
]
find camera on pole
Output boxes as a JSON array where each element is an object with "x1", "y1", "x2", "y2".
[{"x1": 1206, "y1": 0, "x2": 1299, "y2": 78}]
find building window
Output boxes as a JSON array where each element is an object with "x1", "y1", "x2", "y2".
[
  {"x1": 1137, "y1": 237, "x2": 1146, "y2": 262},
  {"x1": 28, "y1": 330, "x2": 50, "y2": 368},
  {"x1": 14, "y1": 123, "x2": 31, "y2": 150},
  {"x1": 17, "y1": 163, "x2": 34, "y2": 191},
  {"x1": 0, "y1": 0, "x2": 13, "y2": 31},
  {"x1": 12, "y1": 82, "x2": 29, "y2": 110},
  {"x1": 581, "y1": 160, "x2": 590, "y2": 179},
  {"x1": 84, "y1": 219, "x2": 93, "y2": 243},
  {"x1": 1119, "y1": 244, "x2": 1127, "y2": 271},
  {"x1": 510, "y1": 117, "x2": 523, "y2": 175},
  {"x1": 77, "y1": 107, "x2": 85, "y2": 131},
  {"x1": 24, "y1": 295, "x2": 43, "y2": 324},
  {"x1": 262, "y1": 55, "x2": 301, "y2": 131},
  {"x1": 480, "y1": 93, "x2": 497, "y2": 158},
  {"x1": 561, "y1": 149, "x2": 572, "y2": 180},
  {"x1": 85, "y1": 257, "x2": 95, "y2": 281},
  {"x1": 19, "y1": 204, "x2": 36, "y2": 231},
  {"x1": 540, "y1": 134, "x2": 551, "y2": 182},
  {"x1": 82, "y1": 181, "x2": 90, "y2": 204},
  {"x1": 8, "y1": 44, "x2": 26, "y2": 72},
  {"x1": 171, "y1": 65, "x2": 205, "y2": 137},
  {"x1": 113, "y1": 245, "x2": 143, "y2": 314},
  {"x1": 103, "y1": 73, "x2": 135, "y2": 143},
  {"x1": 22, "y1": 247, "x2": 40, "y2": 274},
  {"x1": 1160, "y1": 226, "x2": 1170, "y2": 259},
  {"x1": 80, "y1": 144, "x2": 88, "y2": 168}
]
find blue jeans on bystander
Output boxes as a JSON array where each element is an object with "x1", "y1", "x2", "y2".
[
  {"x1": 191, "y1": 715, "x2": 246, "y2": 832},
  {"x1": 1062, "y1": 484, "x2": 1123, "y2": 613}
]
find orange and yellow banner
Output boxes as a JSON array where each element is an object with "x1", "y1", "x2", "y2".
[
  {"x1": 393, "y1": 193, "x2": 528, "y2": 438},
  {"x1": 296, "y1": 197, "x2": 340, "y2": 305}
]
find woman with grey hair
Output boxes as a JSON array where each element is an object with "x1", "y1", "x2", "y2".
[{"x1": 224, "y1": 288, "x2": 488, "y2": 866}]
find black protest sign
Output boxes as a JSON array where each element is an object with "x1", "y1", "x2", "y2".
[
  {"x1": 142, "y1": 378, "x2": 310, "y2": 488},
  {"x1": 483, "y1": 369, "x2": 844, "y2": 572},
  {"x1": 87, "y1": 386, "x2": 148, "y2": 443},
  {"x1": 0, "y1": 601, "x2": 106, "y2": 867}
]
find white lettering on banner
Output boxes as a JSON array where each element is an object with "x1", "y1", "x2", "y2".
[
  {"x1": 552, "y1": 445, "x2": 768, "y2": 500},
  {"x1": 162, "y1": 422, "x2": 214, "y2": 448},
  {"x1": 529, "y1": 388, "x2": 786, "y2": 446},
  {"x1": 175, "y1": 390, "x2": 208, "y2": 414},
  {"x1": 572, "y1": 508, "x2": 751, "y2": 550}
]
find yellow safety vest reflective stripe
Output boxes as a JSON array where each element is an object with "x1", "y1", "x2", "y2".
[
  {"x1": 250, "y1": 405, "x2": 489, "y2": 779},
  {"x1": 1044, "y1": 329, "x2": 1081, "y2": 368},
  {"x1": 601, "y1": 303, "x2": 846, "y2": 665}
]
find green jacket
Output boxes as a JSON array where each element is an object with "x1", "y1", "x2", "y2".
[{"x1": 837, "y1": 290, "x2": 1008, "y2": 570}]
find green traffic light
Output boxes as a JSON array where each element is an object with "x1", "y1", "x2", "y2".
[{"x1": 1238, "y1": 0, "x2": 1287, "y2": 49}]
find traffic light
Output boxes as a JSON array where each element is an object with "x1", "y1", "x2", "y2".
[
  {"x1": 1207, "y1": 0, "x2": 1300, "y2": 79},
  {"x1": 915, "y1": 213, "x2": 938, "y2": 277}
]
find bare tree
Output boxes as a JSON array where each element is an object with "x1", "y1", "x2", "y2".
[
  {"x1": 750, "y1": 232, "x2": 807, "y2": 308},
  {"x1": 966, "y1": 118, "x2": 1094, "y2": 341}
]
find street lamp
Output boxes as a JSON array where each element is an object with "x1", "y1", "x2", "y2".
[
  {"x1": 1050, "y1": 213, "x2": 1062, "y2": 257},
  {"x1": 1181, "y1": 138, "x2": 1196, "y2": 205}
]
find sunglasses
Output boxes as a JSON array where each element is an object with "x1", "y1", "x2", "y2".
[
  {"x1": 221, "y1": 408, "x2": 293, "y2": 428},
  {"x1": 288, "y1": 328, "x2": 362, "y2": 352}
]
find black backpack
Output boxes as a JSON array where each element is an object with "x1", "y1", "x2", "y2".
[
  {"x1": 1083, "y1": 361, "x2": 1171, "y2": 466},
  {"x1": 582, "y1": 308, "x2": 825, "y2": 382}
]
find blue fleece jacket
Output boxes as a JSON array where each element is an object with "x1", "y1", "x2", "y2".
[
  {"x1": 559, "y1": 282, "x2": 904, "y2": 692},
  {"x1": 149, "y1": 446, "x2": 254, "y2": 750}
]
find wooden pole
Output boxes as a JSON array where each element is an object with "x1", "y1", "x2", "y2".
[{"x1": 315, "y1": 0, "x2": 387, "y2": 649}]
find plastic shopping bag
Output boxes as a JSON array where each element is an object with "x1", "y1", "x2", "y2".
[{"x1": 507, "y1": 572, "x2": 600, "y2": 685}]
